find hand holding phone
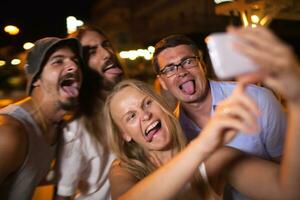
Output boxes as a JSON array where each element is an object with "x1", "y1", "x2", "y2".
[{"x1": 205, "y1": 32, "x2": 258, "y2": 80}]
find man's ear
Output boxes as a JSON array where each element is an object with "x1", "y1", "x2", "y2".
[
  {"x1": 121, "y1": 132, "x2": 132, "y2": 142},
  {"x1": 157, "y1": 75, "x2": 168, "y2": 91}
]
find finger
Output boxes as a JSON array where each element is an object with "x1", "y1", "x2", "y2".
[
  {"x1": 229, "y1": 26, "x2": 284, "y2": 52},
  {"x1": 229, "y1": 27, "x2": 289, "y2": 71},
  {"x1": 232, "y1": 81, "x2": 247, "y2": 95},
  {"x1": 237, "y1": 73, "x2": 264, "y2": 85},
  {"x1": 232, "y1": 38, "x2": 281, "y2": 71},
  {"x1": 220, "y1": 103, "x2": 258, "y2": 130},
  {"x1": 223, "y1": 129, "x2": 238, "y2": 144},
  {"x1": 216, "y1": 104, "x2": 259, "y2": 133},
  {"x1": 232, "y1": 84, "x2": 261, "y2": 116}
]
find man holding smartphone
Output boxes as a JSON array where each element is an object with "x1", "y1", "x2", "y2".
[{"x1": 152, "y1": 33, "x2": 286, "y2": 200}]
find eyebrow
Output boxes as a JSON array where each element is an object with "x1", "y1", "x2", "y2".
[
  {"x1": 84, "y1": 40, "x2": 111, "y2": 49},
  {"x1": 84, "y1": 45, "x2": 97, "y2": 51},
  {"x1": 121, "y1": 95, "x2": 147, "y2": 120},
  {"x1": 48, "y1": 54, "x2": 67, "y2": 61}
]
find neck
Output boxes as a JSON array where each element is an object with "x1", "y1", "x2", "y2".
[
  {"x1": 100, "y1": 89, "x2": 110, "y2": 100},
  {"x1": 20, "y1": 96, "x2": 66, "y2": 145},
  {"x1": 149, "y1": 149, "x2": 174, "y2": 167},
  {"x1": 181, "y1": 86, "x2": 212, "y2": 128}
]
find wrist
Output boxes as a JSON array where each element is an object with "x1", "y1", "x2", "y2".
[{"x1": 189, "y1": 135, "x2": 216, "y2": 159}]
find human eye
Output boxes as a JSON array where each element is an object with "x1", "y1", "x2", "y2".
[
  {"x1": 88, "y1": 47, "x2": 97, "y2": 56},
  {"x1": 72, "y1": 57, "x2": 80, "y2": 65},
  {"x1": 51, "y1": 57, "x2": 64, "y2": 65},
  {"x1": 144, "y1": 98, "x2": 152, "y2": 108},
  {"x1": 162, "y1": 65, "x2": 176, "y2": 75},
  {"x1": 126, "y1": 112, "x2": 136, "y2": 122},
  {"x1": 102, "y1": 40, "x2": 113, "y2": 49},
  {"x1": 183, "y1": 57, "x2": 196, "y2": 68}
]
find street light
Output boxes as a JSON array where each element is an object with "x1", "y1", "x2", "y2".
[
  {"x1": 4, "y1": 25, "x2": 20, "y2": 35},
  {"x1": 66, "y1": 16, "x2": 84, "y2": 34}
]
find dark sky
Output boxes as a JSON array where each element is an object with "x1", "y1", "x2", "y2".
[{"x1": 0, "y1": 0, "x2": 97, "y2": 50}]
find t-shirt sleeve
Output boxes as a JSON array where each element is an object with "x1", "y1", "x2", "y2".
[{"x1": 258, "y1": 88, "x2": 287, "y2": 157}]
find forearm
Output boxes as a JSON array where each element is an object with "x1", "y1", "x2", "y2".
[
  {"x1": 227, "y1": 103, "x2": 300, "y2": 200},
  {"x1": 278, "y1": 102, "x2": 300, "y2": 199},
  {"x1": 117, "y1": 138, "x2": 211, "y2": 200}
]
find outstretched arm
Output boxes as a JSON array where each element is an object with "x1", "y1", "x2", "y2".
[
  {"x1": 221, "y1": 26, "x2": 300, "y2": 199},
  {"x1": 218, "y1": 102, "x2": 300, "y2": 200}
]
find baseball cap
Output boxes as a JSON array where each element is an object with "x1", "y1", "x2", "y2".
[{"x1": 24, "y1": 37, "x2": 83, "y2": 95}]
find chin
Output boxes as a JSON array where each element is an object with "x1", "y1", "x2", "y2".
[
  {"x1": 59, "y1": 98, "x2": 79, "y2": 111},
  {"x1": 103, "y1": 77, "x2": 122, "y2": 90}
]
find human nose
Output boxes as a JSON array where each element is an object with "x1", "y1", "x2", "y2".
[
  {"x1": 98, "y1": 46, "x2": 112, "y2": 60},
  {"x1": 142, "y1": 110, "x2": 152, "y2": 121},
  {"x1": 65, "y1": 59, "x2": 79, "y2": 73},
  {"x1": 176, "y1": 64, "x2": 189, "y2": 77}
]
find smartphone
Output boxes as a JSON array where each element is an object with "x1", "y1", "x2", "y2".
[{"x1": 205, "y1": 32, "x2": 258, "y2": 80}]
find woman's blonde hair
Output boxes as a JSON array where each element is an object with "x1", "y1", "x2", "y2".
[{"x1": 104, "y1": 79, "x2": 212, "y2": 199}]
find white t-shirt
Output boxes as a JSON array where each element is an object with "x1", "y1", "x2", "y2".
[
  {"x1": 200, "y1": 163, "x2": 222, "y2": 200},
  {"x1": 176, "y1": 163, "x2": 221, "y2": 200},
  {"x1": 56, "y1": 119, "x2": 115, "y2": 200}
]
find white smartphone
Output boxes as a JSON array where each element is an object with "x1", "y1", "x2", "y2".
[{"x1": 205, "y1": 32, "x2": 258, "y2": 80}]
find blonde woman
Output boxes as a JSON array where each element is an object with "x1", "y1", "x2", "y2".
[{"x1": 103, "y1": 76, "x2": 300, "y2": 200}]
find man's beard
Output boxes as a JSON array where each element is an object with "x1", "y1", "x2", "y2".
[
  {"x1": 102, "y1": 75, "x2": 123, "y2": 91},
  {"x1": 59, "y1": 97, "x2": 79, "y2": 111}
]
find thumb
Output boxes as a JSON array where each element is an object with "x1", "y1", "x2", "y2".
[
  {"x1": 223, "y1": 129, "x2": 237, "y2": 144},
  {"x1": 233, "y1": 81, "x2": 247, "y2": 95}
]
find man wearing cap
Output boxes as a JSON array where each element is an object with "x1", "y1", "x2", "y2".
[{"x1": 0, "y1": 37, "x2": 83, "y2": 200}]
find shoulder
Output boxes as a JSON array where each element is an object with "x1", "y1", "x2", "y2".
[
  {"x1": 109, "y1": 160, "x2": 136, "y2": 180},
  {"x1": 0, "y1": 115, "x2": 28, "y2": 180},
  {"x1": 109, "y1": 159, "x2": 138, "y2": 186},
  {"x1": 210, "y1": 80, "x2": 236, "y2": 90},
  {"x1": 214, "y1": 81, "x2": 271, "y2": 94},
  {"x1": 0, "y1": 114, "x2": 28, "y2": 145},
  {"x1": 109, "y1": 159, "x2": 138, "y2": 199},
  {"x1": 245, "y1": 84, "x2": 275, "y2": 97},
  {"x1": 219, "y1": 81, "x2": 277, "y2": 102}
]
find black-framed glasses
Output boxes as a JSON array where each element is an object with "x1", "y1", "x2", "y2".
[{"x1": 159, "y1": 56, "x2": 199, "y2": 78}]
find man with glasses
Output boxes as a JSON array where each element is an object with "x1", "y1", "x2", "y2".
[{"x1": 152, "y1": 34, "x2": 286, "y2": 200}]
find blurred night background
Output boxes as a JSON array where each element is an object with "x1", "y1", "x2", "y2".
[{"x1": 1, "y1": 0, "x2": 300, "y2": 108}]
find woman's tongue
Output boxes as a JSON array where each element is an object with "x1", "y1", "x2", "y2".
[
  {"x1": 145, "y1": 129, "x2": 158, "y2": 142},
  {"x1": 180, "y1": 81, "x2": 195, "y2": 95}
]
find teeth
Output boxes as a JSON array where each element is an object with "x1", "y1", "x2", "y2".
[
  {"x1": 104, "y1": 64, "x2": 114, "y2": 71},
  {"x1": 145, "y1": 121, "x2": 159, "y2": 135}
]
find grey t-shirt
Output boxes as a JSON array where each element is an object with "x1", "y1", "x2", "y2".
[{"x1": 0, "y1": 104, "x2": 55, "y2": 200}]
